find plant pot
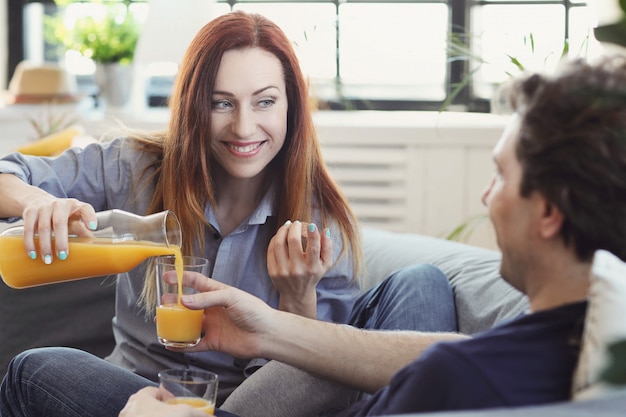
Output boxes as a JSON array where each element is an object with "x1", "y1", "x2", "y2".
[{"x1": 95, "y1": 63, "x2": 134, "y2": 109}]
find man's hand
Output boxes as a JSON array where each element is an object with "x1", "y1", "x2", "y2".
[
  {"x1": 175, "y1": 273, "x2": 278, "y2": 359},
  {"x1": 119, "y1": 386, "x2": 206, "y2": 417}
]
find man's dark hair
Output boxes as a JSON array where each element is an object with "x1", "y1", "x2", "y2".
[{"x1": 508, "y1": 55, "x2": 626, "y2": 262}]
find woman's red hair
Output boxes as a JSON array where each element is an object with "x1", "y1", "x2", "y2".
[{"x1": 133, "y1": 11, "x2": 363, "y2": 292}]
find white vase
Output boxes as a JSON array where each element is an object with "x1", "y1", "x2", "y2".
[{"x1": 95, "y1": 62, "x2": 134, "y2": 109}]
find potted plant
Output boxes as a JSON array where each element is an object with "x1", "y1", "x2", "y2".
[
  {"x1": 46, "y1": 0, "x2": 140, "y2": 108},
  {"x1": 593, "y1": 0, "x2": 626, "y2": 50}
]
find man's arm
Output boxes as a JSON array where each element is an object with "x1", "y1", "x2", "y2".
[
  {"x1": 261, "y1": 312, "x2": 463, "y2": 392},
  {"x1": 180, "y1": 275, "x2": 466, "y2": 393}
]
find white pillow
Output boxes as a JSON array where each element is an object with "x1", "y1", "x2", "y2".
[{"x1": 572, "y1": 249, "x2": 626, "y2": 400}]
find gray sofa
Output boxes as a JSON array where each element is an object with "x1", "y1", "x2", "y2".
[{"x1": 1, "y1": 226, "x2": 625, "y2": 415}]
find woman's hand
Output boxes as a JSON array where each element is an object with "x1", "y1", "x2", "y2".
[
  {"x1": 119, "y1": 386, "x2": 206, "y2": 417},
  {"x1": 267, "y1": 220, "x2": 334, "y2": 318},
  {"x1": 21, "y1": 195, "x2": 96, "y2": 265}
]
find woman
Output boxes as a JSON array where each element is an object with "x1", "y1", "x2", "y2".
[{"x1": 0, "y1": 11, "x2": 362, "y2": 415}]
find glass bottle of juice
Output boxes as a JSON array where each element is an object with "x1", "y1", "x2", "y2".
[{"x1": 0, "y1": 209, "x2": 182, "y2": 289}]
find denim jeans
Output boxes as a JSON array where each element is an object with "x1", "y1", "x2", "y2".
[
  {"x1": 1, "y1": 264, "x2": 455, "y2": 417},
  {"x1": 0, "y1": 347, "x2": 152, "y2": 417},
  {"x1": 348, "y1": 263, "x2": 457, "y2": 332},
  {"x1": 221, "y1": 263, "x2": 458, "y2": 417},
  {"x1": 0, "y1": 345, "x2": 241, "y2": 416}
]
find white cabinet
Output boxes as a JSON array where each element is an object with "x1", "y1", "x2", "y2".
[
  {"x1": 0, "y1": 106, "x2": 508, "y2": 250},
  {"x1": 315, "y1": 111, "x2": 508, "y2": 250}
]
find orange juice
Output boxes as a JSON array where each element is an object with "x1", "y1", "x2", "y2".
[
  {"x1": 166, "y1": 397, "x2": 215, "y2": 415},
  {"x1": 156, "y1": 303, "x2": 204, "y2": 346},
  {"x1": 0, "y1": 235, "x2": 176, "y2": 289},
  {"x1": 175, "y1": 251, "x2": 184, "y2": 303}
]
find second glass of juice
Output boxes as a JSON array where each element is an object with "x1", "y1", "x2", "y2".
[
  {"x1": 155, "y1": 255, "x2": 209, "y2": 348},
  {"x1": 159, "y1": 368, "x2": 218, "y2": 415}
]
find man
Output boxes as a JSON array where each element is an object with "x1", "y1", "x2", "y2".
[{"x1": 161, "y1": 55, "x2": 625, "y2": 416}]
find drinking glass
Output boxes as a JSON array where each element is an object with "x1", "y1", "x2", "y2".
[{"x1": 155, "y1": 255, "x2": 209, "y2": 348}]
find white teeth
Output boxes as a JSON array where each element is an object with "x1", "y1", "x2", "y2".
[{"x1": 228, "y1": 143, "x2": 262, "y2": 153}]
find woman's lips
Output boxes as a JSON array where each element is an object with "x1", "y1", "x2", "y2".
[{"x1": 226, "y1": 141, "x2": 264, "y2": 154}]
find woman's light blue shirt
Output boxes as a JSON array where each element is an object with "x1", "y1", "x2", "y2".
[{"x1": 0, "y1": 137, "x2": 360, "y2": 402}]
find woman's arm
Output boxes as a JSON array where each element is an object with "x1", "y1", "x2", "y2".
[{"x1": 0, "y1": 173, "x2": 52, "y2": 218}]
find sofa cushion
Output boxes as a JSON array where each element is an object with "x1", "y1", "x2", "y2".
[
  {"x1": 361, "y1": 227, "x2": 528, "y2": 335},
  {"x1": 572, "y1": 250, "x2": 626, "y2": 400},
  {"x1": 383, "y1": 394, "x2": 626, "y2": 416},
  {"x1": 0, "y1": 275, "x2": 117, "y2": 378}
]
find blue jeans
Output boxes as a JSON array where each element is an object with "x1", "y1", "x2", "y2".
[
  {"x1": 0, "y1": 347, "x2": 235, "y2": 417},
  {"x1": 221, "y1": 263, "x2": 458, "y2": 417},
  {"x1": 349, "y1": 263, "x2": 457, "y2": 332},
  {"x1": 1, "y1": 264, "x2": 455, "y2": 417}
]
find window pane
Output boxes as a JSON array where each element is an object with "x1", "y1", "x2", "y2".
[
  {"x1": 339, "y1": 3, "x2": 448, "y2": 101},
  {"x1": 470, "y1": 4, "x2": 567, "y2": 98},
  {"x1": 212, "y1": 3, "x2": 233, "y2": 17},
  {"x1": 233, "y1": 3, "x2": 337, "y2": 80},
  {"x1": 569, "y1": 5, "x2": 605, "y2": 60}
]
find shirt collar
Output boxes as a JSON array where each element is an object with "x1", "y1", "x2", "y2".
[{"x1": 204, "y1": 181, "x2": 277, "y2": 233}]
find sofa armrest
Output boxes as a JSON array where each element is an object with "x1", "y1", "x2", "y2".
[{"x1": 362, "y1": 227, "x2": 528, "y2": 335}]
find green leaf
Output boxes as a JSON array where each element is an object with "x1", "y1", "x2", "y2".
[
  {"x1": 440, "y1": 67, "x2": 480, "y2": 111},
  {"x1": 444, "y1": 213, "x2": 489, "y2": 242},
  {"x1": 506, "y1": 55, "x2": 525, "y2": 72},
  {"x1": 600, "y1": 339, "x2": 626, "y2": 385},
  {"x1": 594, "y1": 19, "x2": 626, "y2": 49},
  {"x1": 47, "y1": 3, "x2": 140, "y2": 63}
]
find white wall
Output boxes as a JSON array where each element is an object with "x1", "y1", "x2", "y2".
[
  {"x1": 0, "y1": 108, "x2": 507, "y2": 250},
  {"x1": 0, "y1": 0, "x2": 7, "y2": 90}
]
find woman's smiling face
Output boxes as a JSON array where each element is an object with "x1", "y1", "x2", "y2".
[{"x1": 210, "y1": 47, "x2": 288, "y2": 182}]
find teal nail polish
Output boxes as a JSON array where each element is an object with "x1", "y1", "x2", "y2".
[
  {"x1": 325, "y1": 228, "x2": 331, "y2": 238},
  {"x1": 28, "y1": 251, "x2": 37, "y2": 260},
  {"x1": 308, "y1": 223, "x2": 316, "y2": 233},
  {"x1": 43, "y1": 254, "x2": 52, "y2": 265},
  {"x1": 58, "y1": 251, "x2": 68, "y2": 261},
  {"x1": 88, "y1": 221, "x2": 97, "y2": 230}
]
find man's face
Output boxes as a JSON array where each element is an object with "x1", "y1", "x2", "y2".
[{"x1": 481, "y1": 116, "x2": 540, "y2": 293}]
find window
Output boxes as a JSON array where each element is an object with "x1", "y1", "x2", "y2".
[{"x1": 12, "y1": 0, "x2": 603, "y2": 112}]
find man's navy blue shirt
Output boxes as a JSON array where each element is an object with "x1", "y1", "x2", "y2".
[{"x1": 337, "y1": 301, "x2": 587, "y2": 416}]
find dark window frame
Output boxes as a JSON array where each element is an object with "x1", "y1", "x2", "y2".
[{"x1": 7, "y1": 0, "x2": 582, "y2": 112}]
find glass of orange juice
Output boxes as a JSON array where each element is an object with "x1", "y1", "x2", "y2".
[
  {"x1": 155, "y1": 255, "x2": 209, "y2": 348},
  {"x1": 158, "y1": 368, "x2": 218, "y2": 415}
]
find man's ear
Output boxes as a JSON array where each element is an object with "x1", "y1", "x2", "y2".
[{"x1": 539, "y1": 199, "x2": 564, "y2": 239}]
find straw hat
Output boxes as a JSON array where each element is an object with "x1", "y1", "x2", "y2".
[{"x1": 5, "y1": 61, "x2": 81, "y2": 104}]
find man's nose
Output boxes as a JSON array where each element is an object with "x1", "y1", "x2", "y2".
[{"x1": 481, "y1": 176, "x2": 495, "y2": 207}]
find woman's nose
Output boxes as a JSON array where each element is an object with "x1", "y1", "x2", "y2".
[{"x1": 232, "y1": 107, "x2": 256, "y2": 138}]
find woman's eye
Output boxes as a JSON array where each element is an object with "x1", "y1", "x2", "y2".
[
  {"x1": 258, "y1": 98, "x2": 276, "y2": 108},
  {"x1": 212, "y1": 100, "x2": 232, "y2": 109}
]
